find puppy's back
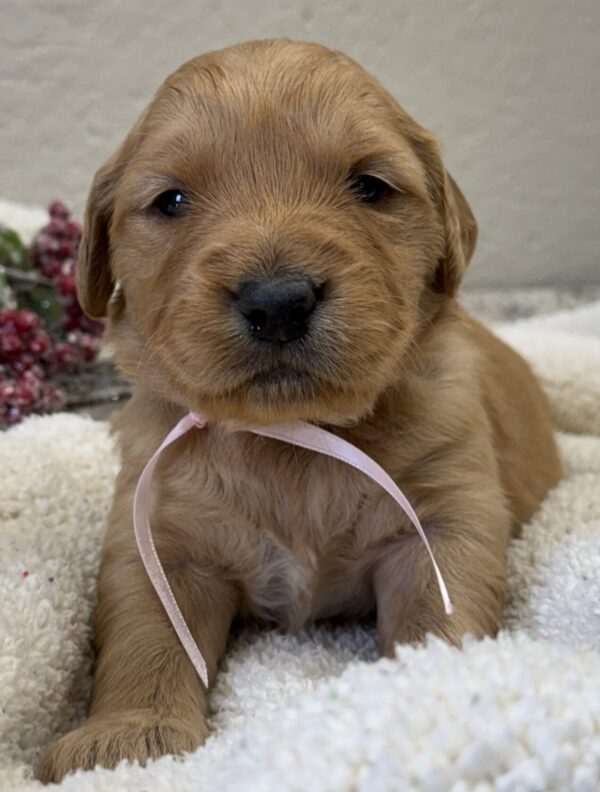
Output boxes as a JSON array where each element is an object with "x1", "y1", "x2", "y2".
[{"x1": 465, "y1": 314, "x2": 562, "y2": 528}]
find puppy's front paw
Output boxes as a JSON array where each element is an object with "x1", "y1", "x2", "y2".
[{"x1": 34, "y1": 710, "x2": 208, "y2": 784}]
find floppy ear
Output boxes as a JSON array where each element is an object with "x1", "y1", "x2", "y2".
[
  {"x1": 76, "y1": 153, "x2": 121, "y2": 319},
  {"x1": 435, "y1": 170, "x2": 478, "y2": 296},
  {"x1": 403, "y1": 122, "x2": 478, "y2": 297},
  {"x1": 78, "y1": 103, "x2": 154, "y2": 317}
]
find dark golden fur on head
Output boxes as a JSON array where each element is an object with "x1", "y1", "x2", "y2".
[
  {"x1": 78, "y1": 39, "x2": 475, "y2": 424},
  {"x1": 36, "y1": 39, "x2": 561, "y2": 784}
]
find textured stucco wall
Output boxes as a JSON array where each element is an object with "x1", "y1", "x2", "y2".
[{"x1": 1, "y1": 0, "x2": 599, "y2": 287}]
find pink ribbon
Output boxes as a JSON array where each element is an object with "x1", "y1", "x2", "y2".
[{"x1": 133, "y1": 412, "x2": 453, "y2": 688}]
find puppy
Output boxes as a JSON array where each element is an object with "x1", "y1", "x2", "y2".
[{"x1": 36, "y1": 39, "x2": 561, "y2": 783}]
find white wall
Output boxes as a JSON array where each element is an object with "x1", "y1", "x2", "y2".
[{"x1": 1, "y1": 0, "x2": 599, "y2": 287}]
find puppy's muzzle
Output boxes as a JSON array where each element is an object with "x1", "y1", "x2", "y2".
[{"x1": 234, "y1": 274, "x2": 322, "y2": 344}]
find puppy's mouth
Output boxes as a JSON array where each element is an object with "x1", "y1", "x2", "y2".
[
  {"x1": 244, "y1": 365, "x2": 321, "y2": 403},
  {"x1": 249, "y1": 366, "x2": 309, "y2": 388}
]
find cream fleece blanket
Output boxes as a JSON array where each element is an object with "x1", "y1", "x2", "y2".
[{"x1": 1, "y1": 303, "x2": 600, "y2": 792}]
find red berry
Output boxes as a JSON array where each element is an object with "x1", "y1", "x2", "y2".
[
  {"x1": 16, "y1": 384, "x2": 35, "y2": 404},
  {"x1": 28, "y1": 331, "x2": 51, "y2": 356},
  {"x1": 23, "y1": 365, "x2": 44, "y2": 381},
  {"x1": 48, "y1": 200, "x2": 70, "y2": 220},
  {"x1": 65, "y1": 221, "x2": 82, "y2": 240},
  {"x1": 13, "y1": 310, "x2": 42, "y2": 333},
  {"x1": 10, "y1": 355, "x2": 34, "y2": 374},
  {"x1": 47, "y1": 220, "x2": 67, "y2": 238},
  {"x1": 57, "y1": 273, "x2": 77, "y2": 296},
  {"x1": 0, "y1": 333, "x2": 23, "y2": 359},
  {"x1": 21, "y1": 369, "x2": 41, "y2": 391},
  {"x1": 55, "y1": 341, "x2": 79, "y2": 372},
  {"x1": 56, "y1": 242, "x2": 73, "y2": 259},
  {"x1": 0, "y1": 382, "x2": 15, "y2": 400}
]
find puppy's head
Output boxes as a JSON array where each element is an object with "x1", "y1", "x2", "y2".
[{"x1": 79, "y1": 39, "x2": 477, "y2": 424}]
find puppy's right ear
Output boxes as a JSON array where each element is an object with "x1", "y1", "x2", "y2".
[{"x1": 76, "y1": 152, "x2": 122, "y2": 319}]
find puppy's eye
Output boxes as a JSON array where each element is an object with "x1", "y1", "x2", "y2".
[
  {"x1": 152, "y1": 189, "x2": 189, "y2": 217},
  {"x1": 350, "y1": 174, "x2": 391, "y2": 204}
]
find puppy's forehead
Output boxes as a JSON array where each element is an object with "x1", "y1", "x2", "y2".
[
  {"x1": 163, "y1": 44, "x2": 389, "y2": 132},
  {"x1": 129, "y1": 41, "x2": 424, "y2": 186}
]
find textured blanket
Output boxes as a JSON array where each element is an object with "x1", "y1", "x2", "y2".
[{"x1": 1, "y1": 303, "x2": 599, "y2": 792}]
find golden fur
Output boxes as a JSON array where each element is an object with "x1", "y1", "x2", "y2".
[{"x1": 36, "y1": 39, "x2": 561, "y2": 783}]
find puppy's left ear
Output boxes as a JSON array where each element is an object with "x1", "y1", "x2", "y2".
[
  {"x1": 403, "y1": 122, "x2": 478, "y2": 296},
  {"x1": 435, "y1": 170, "x2": 478, "y2": 296}
]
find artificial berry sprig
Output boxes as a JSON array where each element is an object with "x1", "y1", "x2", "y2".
[
  {"x1": 0, "y1": 308, "x2": 66, "y2": 425},
  {"x1": 0, "y1": 201, "x2": 106, "y2": 427},
  {"x1": 31, "y1": 201, "x2": 104, "y2": 341}
]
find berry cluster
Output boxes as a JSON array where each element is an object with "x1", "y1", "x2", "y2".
[
  {"x1": 0, "y1": 308, "x2": 66, "y2": 426},
  {"x1": 31, "y1": 201, "x2": 104, "y2": 339},
  {"x1": 0, "y1": 201, "x2": 106, "y2": 427}
]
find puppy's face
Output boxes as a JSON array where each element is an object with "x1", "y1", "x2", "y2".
[{"x1": 79, "y1": 40, "x2": 477, "y2": 424}]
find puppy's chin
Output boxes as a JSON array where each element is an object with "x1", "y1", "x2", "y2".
[{"x1": 189, "y1": 370, "x2": 380, "y2": 427}]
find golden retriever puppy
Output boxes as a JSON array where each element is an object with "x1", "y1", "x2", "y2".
[{"x1": 36, "y1": 39, "x2": 561, "y2": 783}]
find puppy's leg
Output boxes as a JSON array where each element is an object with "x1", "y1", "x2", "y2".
[
  {"x1": 35, "y1": 530, "x2": 236, "y2": 784},
  {"x1": 374, "y1": 492, "x2": 511, "y2": 656}
]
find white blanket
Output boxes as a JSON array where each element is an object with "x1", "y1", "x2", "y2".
[{"x1": 1, "y1": 304, "x2": 600, "y2": 792}]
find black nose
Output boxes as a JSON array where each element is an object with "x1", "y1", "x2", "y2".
[{"x1": 235, "y1": 275, "x2": 320, "y2": 343}]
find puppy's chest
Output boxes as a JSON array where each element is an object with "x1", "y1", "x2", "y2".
[{"x1": 214, "y1": 442, "x2": 378, "y2": 627}]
